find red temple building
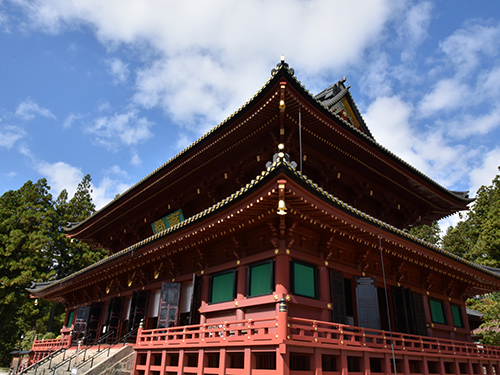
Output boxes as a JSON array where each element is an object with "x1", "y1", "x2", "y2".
[{"x1": 28, "y1": 59, "x2": 500, "y2": 375}]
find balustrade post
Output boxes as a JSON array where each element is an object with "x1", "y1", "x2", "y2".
[
  {"x1": 277, "y1": 298, "x2": 288, "y2": 342},
  {"x1": 137, "y1": 319, "x2": 144, "y2": 345}
]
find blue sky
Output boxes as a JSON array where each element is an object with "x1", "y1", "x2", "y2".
[{"x1": 1, "y1": 0, "x2": 500, "y2": 231}]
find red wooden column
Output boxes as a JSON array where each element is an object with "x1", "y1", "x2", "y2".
[
  {"x1": 340, "y1": 351, "x2": 348, "y2": 375},
  {"x1": 236, "y1": 264, "x2": 247, "y2": 321},
  {"x1": 443, "y1": 299, "x2": 455, "y2": 340},
  {"x1": 159, "y1": 349, "x2": 166, "y2": 375},
  {"x1": 275, "y1": 242, "x2": 290, "y2": 375},
  {"x1": 274, "y1": 245, "x2": 289, "y2": 296},
  {"x1": 422, "y1": 357, "x2": 430, "y2": 375},
  {"x1": 319, "y1": 262, "x2": 330, "y2": 322},
  {"x1": 200, "y1": 274, "x2": 210, "y2": 325},
  {"x1": 219, "y1": 348, "x2": 227, "y2": 375},
  {"x1": 244, "y1": 347, "x2": 251, "y2": 375},
  {"x1": 363, "y1": 351, "x2": 371, "y2": 375},
  {"x1": 422, "y1": 293, "x2": 433, "y2": 337},
  {"x1": 460, "y1": 304, "x2": 472, "y2": 341}
]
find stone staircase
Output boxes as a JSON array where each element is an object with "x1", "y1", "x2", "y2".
[{"x1": 21, "y1": 346, "x2": 134, "y2": 375}]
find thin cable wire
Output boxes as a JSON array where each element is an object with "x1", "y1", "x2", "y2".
[{"x1": 379, "y1": 225, "x2": 397, "y2": 375}]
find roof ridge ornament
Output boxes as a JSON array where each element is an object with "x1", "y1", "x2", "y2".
[{"x1": 271, "y1": 55, "x2": 294, "y2": 76}]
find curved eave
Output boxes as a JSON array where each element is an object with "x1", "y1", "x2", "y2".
[
  {"x1": 64, "y1": 65, "x2": 293, "y2": 235},
  {"x1": 66, "y1": 64, "x2": 469, "y2": 238},
  {"x1": 33, "y1": 160, "x2": 499, "y2": 297},
  {"x1": 286, "y1": 76, "x2": 472, "y2": 207}
]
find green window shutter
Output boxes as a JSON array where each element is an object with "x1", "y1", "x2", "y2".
[
  {"x1": 293, "y1": 261, "x2": 317, "y2": 298},
  {"x1": 429, "y1": 299, "x2": 446, "y2": 324},
  {"x1": 66, "y1": 310, "x2": 75, "y2": 328},
  {"x1": 249, "y1": 262, "x2": 272, "y2": 297},
  {"x1": 451, "y1": 305, "x2": 463, "y2": 327},
  {"x1": 211, "y1": 271, "x2": 235, "y2": 303}
]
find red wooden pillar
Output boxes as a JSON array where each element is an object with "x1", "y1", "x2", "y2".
[
  {"x1": 443, "y1": 299, "x2": 455, "y2": 340},
  {"x1": 466, "y1": 360, "x2": 474, "y2": 375},
  {"x1": 363, "y1": 351, "x2": 371, "y2": 375},
  {"x1": 421, "y1": 357, "x2": 429, "y2": 375},
  {"x1": 244, "y1": 347, "x2": 251, "y2": 375},
  {"x1": 438, "y1": 357, "x2": 445, "y2": 375},
  {"x1": 177, "y1": 349, "x2": 185, "y2": 375},
  {"x1": 460, "y1": 304, "x2": 472, "y2": 341},
  {"x1": 314, "y1": 348, "x2": 323, "y2": 375},
  {"x1": 403, "y1": 355, "x2": 409, "y2": 375},
  {"x1": 236, "y1": 264, "x2": 247, "y2": 321},
  {"x1": 219, "y1": 348, "x2": 227, "y2": 375},
  {"x1": 196, "y1": 349, "x2": 204, "y2": 375},
  {"x1": 275, "y1": 248, "x2": 289, "y2": 296},
  {"x1": 200, "y1": 274, "x2": 210, "y2": 325},
  {"x1": 422, "y1": 293, "x2": 433, "y2": 337},
  {"x1": 159, "y1": 349, "x2": 166, "y2": 375},
  {"x1": 319, "y1": 263, "x2": 330, "y2": 322},
  {"x1": 485, "y1": 362, "x2": 494, "y2": 375},
  {"x1": 384, "y1": 353, "x2": 393, "y2": 374},
  {"x1": 276, "y1": 346, "x2": 289, "y2": 375},
  {"x1": 144, "y1": 350, "x2": 152, "y2": 375},
  {"x1": 340, "y1": 350, "x2": 348, "y2": 375}
]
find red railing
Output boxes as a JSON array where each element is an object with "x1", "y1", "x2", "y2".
[
  {"x1": 32, "y1": 336, "x2": 72, "y2": 352},
  {"x1": 287, "y1": 317, "x2": 500, "y2": 359},
  {"x1": 136, "y1": 316, "x2": 279, "y2": 348},
  {"x1": 136, "y1": 315, "x2": 500, "y2": 361}
]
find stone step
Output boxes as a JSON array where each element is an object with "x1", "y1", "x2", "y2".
[{"x1": 23, "y1": 347, "x2": 130, "y2": 375}]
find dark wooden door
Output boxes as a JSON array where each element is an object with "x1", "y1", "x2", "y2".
[
  {"x1": 355, "y1": 277, "x2": 380, "y2": 330},
  {"x1": 392, "y1": 286, "x2": 428, "y2": 336},
  {"x1": 103, "y1": 297, "x2": 124, "y2": 341},
  {"x1": 73, "y1": 305, "x2": 90, "y2": 343},
  {"x1": 128, "y1": 290, "x2": 150, "y2": 332},
  {"x1": 392, "y1": 286, "x2": 410, "y2": 333},
  {"x1": 412, "y1": 292, "x2": 428, "y2": 336},
  {"x1": 157, "y1": 282, "x2": 181, "y2": 328},
  {"x1": 330, "y1": 270, "x2": 346, "y2": 324},
  {"x1": 88, "y1": 302, "x2": 104, "y2": 343}
]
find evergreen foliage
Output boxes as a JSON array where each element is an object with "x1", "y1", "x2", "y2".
[
  {"x1": 408, "y1": 221, "x2": 441, "y2": 246},
  {"x1": 443, "y1": 169, "x2": 500, "y2": 267},
  {"x1": 0, "y1": 175, "x2": 108, "y2": 365},
  {"x1": 442, "y1": 167, "x2": 500, "y2": 344}
]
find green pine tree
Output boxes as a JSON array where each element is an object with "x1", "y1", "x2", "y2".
[{"x1": 0, "y1": 175, "x2": 109, "y2": 365}]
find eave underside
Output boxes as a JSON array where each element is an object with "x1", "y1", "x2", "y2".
[
  {"x1": 33, "y1": 167, "x2": 496, "y2": 306},
  {"x1": 65, "y1": 73, "x2": 470, "y2": 252}
]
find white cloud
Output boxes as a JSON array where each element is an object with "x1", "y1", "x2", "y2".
[
  {"x1": 0, "y1": 125, "x2": 26, "y2": 148},
  {"x1": 104, "y1": 164, "x2": 129, "y2": 178},
  {"x1": 358, "y1": 53, "x2": 393, "y2": 99},
  {"x1": 15, "y1": 97, "x2": 56, "y2": 121},
  {"x1": 37, "y1": 161, "x2": 83, "y2": 198},
  {"x1": 477, "y1": 65, "x2": 500, "y2": 101},
  {"x1": 399, "y1": 1, "x2": 433, "y2": 61},
  {"x1": 91, "y1": 176, "x2": 130, "y2": 210},
  {"x1": 130, "y1": 152, "x2": 141, "y2": 166},
  {"x1": 174, "y1": 133, "x2": 192, "y2": 152},
  {"x1": 36, "y1": 159, "x2": 131, "y2": 209},
  {"x1": 16, "y1": 0, "x2": 394, "y2": 125},
  {"x1": 439, "y1": 22, "x2": 500, "y2": 77},
  {"x1": 86, "y1": 110, "x2": 154, "y2": 150},
  {"x1": 106, "y1": 57, "x2": 129, "y2": 84},
  {"x1": 364, "y1": 95, "x2": 429, "y2": 171},
  {"x1": 364, "y1": 95, "x2": 476, "y2": 190},
  {"x1": 469, "y1": 147, "x2": 500, "y2": 197},
  {"x1": 62, "y1": 113, "x2": 84, "y2": 128},
  {"x1": 418, "y1": 79, "x2": 468, "y2": 116}
]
